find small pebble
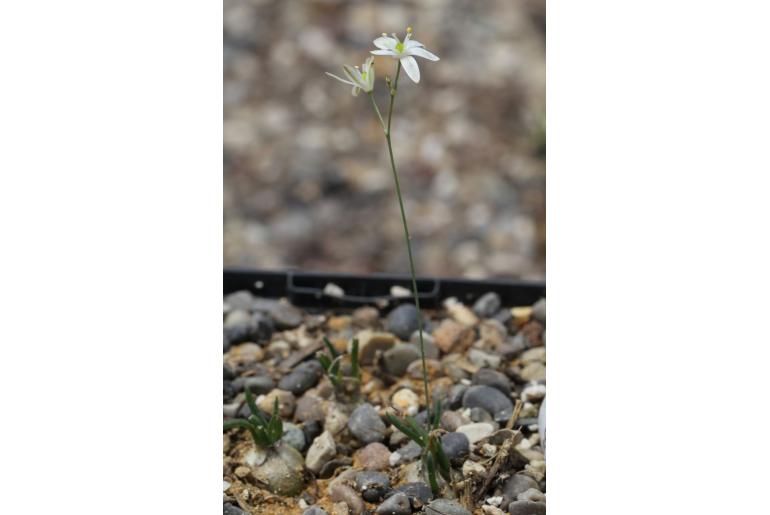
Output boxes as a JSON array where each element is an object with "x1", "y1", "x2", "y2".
[
  {"x1": 382, "y1": 344, "x2": 421, "y2": 376},
  {"x1": 472, "y1": 368, "x2": 512, "y2": 395},
  {"x1": 531, "y1": 298, "x2": 545, "y2": 322},
  {"x1": 462, "y1": 385, "x2": 514, "y2": 422},
  {"x1": 456, "y1": 422, "x2": 495, "y2": 444},
  {"x1": 325, "y1": 402, "x2": 350, "y2": 435},
  {"x1": 481, "y1": 506, "x2": 506, "y2": 515},
  {"x1": 282, "y1": 422, "x2": 307, "y2": 452},
  {"x1": 305, "y1": 431, "x2": 336, "y2": 473},
  {"x1": 354, "y1": 442, "x2": 391, "y2": 470},
  {"x1": 441, "y1": 432, "x2": 470, "y2": 465},
  {"x1": 348, "y1": 403, "x2": 387, "y2": 443},
  {"x1": 444, "y1": 297, "x2": 479, "y2": 326},
  {"x1": 392, "y1": 388, "x2": 420, "y2": 416},
  {"x1": 303, "y1": 507, "x2": 328, "y2": 515},
  {"x1": 224, "y1": 503, "x2": 247, "y2": 515},
  {"x1": 473, "y1": 292, "x2": 501, "y2": 318},
  {"x1": 462, "y1": 459, "x2": 486, "y2": 477},
  {"x1": 468, "y1": 348, "x2": 502, "y2": 369},
  {"x1": 425, "y1": 498, "x2": 472, "y2": 515},
  {"x1": 517, "y1": 488, "x2": 545, "y2": 503},
  {"x1": 375, "y1": 492, "x2": 411, "y2": 515},
  {"x1": 354, "y1": 470, "x2": 390, "y2": 502},
  {"x1": 278, "y1": 361, "x2": 324, "y2": 395},
  {"x1": 507, "y1": 500, "x2": 546, "y2": 515},
  {"x1": 432, "y1": 319, "x2": 475, "y2": 354},
  {"x1": 355, "y1": 330, "x2": 396, "y2": 365},
  {"x1": 385, "y1": 304, "x2": 421, "y2": 340},
  {"x1": 394, "y1": 482, "x2": 433, "y2": 507},
  {"x1": 502, "y1": 474, "x2": 540, "y2": 504},
  {"x1": 257, "y1": 389, "x2": 296, "y2": 418},
  {"x1": 328, "y1": 484, "x2": 365, "y2": 515}
]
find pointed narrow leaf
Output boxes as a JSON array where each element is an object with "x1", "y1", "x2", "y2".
[
  {"x1": 244, "y1": 386, "x2": 260, "y2": 417},
  {"x1": 432, "y1": 438, "x2": 451, "y2": 481},
  {"x1": 350, "y1": 338, "x2": 360, "y2": 380},
  {"x1": 329, "y1": 356, "x2": 342, "y2": 377},
  {"x1": 424, "y1": 453, "x2": 440, "y2": 495},
  {"x1": 406, "y1": 416, "x2": 429, "y2": 441},
  {"x1": 323, "y1": 337, "x2": 340, "y2": 359},
  {"x1": 432, "y1": 398, "x2": 442, "y2": 430},
  {"x1": 317, "y1": 353, "x2": 332, "y2": 372},
  {"x1": 387, "y1": 413, "x2": 424, "y2": 447}
]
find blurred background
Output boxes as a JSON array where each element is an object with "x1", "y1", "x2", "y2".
[{"x1": 224, "y1": 0, "x2": 545, "y2": 279}]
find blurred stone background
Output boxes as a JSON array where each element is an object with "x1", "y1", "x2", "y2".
[{"x1": 224, "y1": 0, "x2": 545, "y2": 279}]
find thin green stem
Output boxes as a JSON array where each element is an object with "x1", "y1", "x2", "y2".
[{"x1": 371, "y1": 61, "x2": 432, "y2": 424}]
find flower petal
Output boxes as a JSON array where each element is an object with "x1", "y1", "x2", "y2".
[
  {"x1": 400, "y1": 55, "x2": 420, "y2": 83},
  {"x1": 373, "y1": 36, "x2": 397, "y2": 50},
  {"x1": 371, "y1": 49, "x2": 397, "y2": 56},
  {"x1": 325, "y1": 72, "x2": 355, "y2": 86},
  {"x1": 405, "y1": 39, "x2": 425, "y2": 49},
  {"x1": 352, "y1": 85, "x2": 360, "y2": 97},
  {"x1": 409, "y1": 47, "x2": 440, "y2": 61}
]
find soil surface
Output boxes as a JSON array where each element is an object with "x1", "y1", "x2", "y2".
[{"x1": 223, "y1": 289, "x2": 546, "y2": 514}]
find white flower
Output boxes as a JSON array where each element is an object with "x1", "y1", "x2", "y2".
[
  {"x1": 370, "y1": 27, "x2": 439, "y2": 83},
  {"x1": 325, "y1": 56, "x2": 375, "y2": 96}
]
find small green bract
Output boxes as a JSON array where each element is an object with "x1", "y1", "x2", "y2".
[{"x1": 223, "y1": 387, "x2": 283, "y2": 448}]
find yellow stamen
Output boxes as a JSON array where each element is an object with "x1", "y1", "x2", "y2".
[{"x1": 406, "y1": 26, "x2": 413, "y2": 34}]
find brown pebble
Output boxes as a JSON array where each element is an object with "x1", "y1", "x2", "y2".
[
  {"x1": 432, "y1": 319, "x2": 475, "y2": 353},
  {"x1": 329, "y1": 484, "x2": 365, "y2": 515},
  {"x1": 353, "y1": 442, "x2": 391, "y2": 470}
]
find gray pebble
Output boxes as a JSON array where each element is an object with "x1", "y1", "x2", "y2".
[
  {"x1": 393, "y1": 440, "x2": 422, "y2": 464},
  {"x1": 394, "y1": 482, "x2": 433, "y2": 507},
  {"x1": 305, "y1": 430, "x2": 336, "y2": 473},
  {"x1": 468, "y1": 348, "x2": 502, "y2": 369},
  {"x1": 233, "y1": 375, "x2": 275, "y2": 396},
  {"x1": 354, "y1": 470, "x2": 390, "y2": 502},
  {"x1": 531, "y1": 298, "x2": 546, "y2": 323},
  {"x1": 463, "y1": 385, "x2": 514, "y2": 423},
  {"x1": 508, "y1": 500, "x2": 546, "y2": 515},
  {"x1": 469, "y1": 407, "x2": 494, "y2": 423},
  {"x1": 223, "y1": 503, "x2": 247, "y2": 515},
  {"x1": 281, "y1": 422, "x2": 307, "y2": 452},
  {"x1": 224, "y1": 290, "x2": 254, "y2": 311},
  {"x1": 278, "y1": 361, "x2": 323, "y2": 395},
  {"x1": 503, "y1": 474, "x2": 540, "y2": 505},
  {"x1": 269, "y1": 303, "x2": 303, "y2": 329},
  {"x1": 382, "y1": 344, "x2": 421, "y2": 376},
  {"x1": 302, "y1": 508, "x2": 328, "y2": 515},
  {"x1": 223, "y1": 310, "x2": 254, "y2": 344},
  {"x1": 249, "y1": 311, "x2": 275, "y2": 343},
  {"x1": 425, "y1": 499, "x2": 471, "y2": 515},
  {"x1": 409, "y1": 331, "x2": 439, "y2": 359},
  {"x1": 348, "y1": 403, "x2": 387, "y2": 443},
  {"x1": 375, "y1": 492, "x2": 411, "y2": 515},
  {"x1": 473, "y1": 292, "x2": 501, "y2": 318},
  {"x1": 385, "y1": 304, "x2": 421, "y2": 340},
  {"x1": 472, "y1": 368, "x2": 513, "y2": 395},
  {"x1": 441, "y1": 432, "x2": 470, "y2": 465},
  {"x1": 447, "y1": 384, "x2": 468, "y2": 409}
]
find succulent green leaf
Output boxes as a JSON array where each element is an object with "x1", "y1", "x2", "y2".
[{"x1": 245, "y1": 386, "x2": 260, "y2": 417}]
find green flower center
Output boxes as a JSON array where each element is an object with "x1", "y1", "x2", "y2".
[{"x1": 395, "y1": 42, "x2": 405, "y2": 53}]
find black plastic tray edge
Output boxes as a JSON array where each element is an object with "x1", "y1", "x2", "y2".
[{"x1": 224, "y1": 268, "x2": 545, "y2": 309}]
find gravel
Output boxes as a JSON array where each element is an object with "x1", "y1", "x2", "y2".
[{"x1": 462, "y1": 384, "x2": 514, "y2": 422}]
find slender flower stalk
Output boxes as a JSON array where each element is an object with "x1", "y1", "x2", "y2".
[
  {"x1": 366, "y1": 58, "x2": 431, "y2": 422},
  {"x1": 326, "y1": 26, "x2": 444, "y2": 492}
]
